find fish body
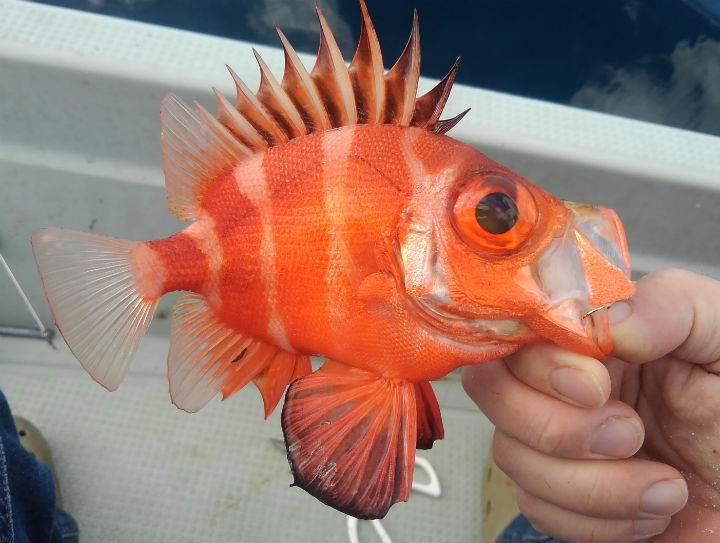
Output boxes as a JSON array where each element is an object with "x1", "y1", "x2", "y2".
[{"x1": 30, "y1": 2, "x2": 634, "y2": 519}]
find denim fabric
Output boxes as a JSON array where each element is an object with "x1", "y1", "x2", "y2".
[
  {"x1": 0, "y1": 390, "x2": 78, "y2": 543},
  {"x1": 496, "y1": 514, "x2": 567, "y2": 543}
]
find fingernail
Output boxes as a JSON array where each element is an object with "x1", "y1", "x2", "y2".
[
  {"x1": 633, "y1": 518, "x2": 671, "y2": 538},
  {"x1": 590, "y1": 416, "x2": 643, "y2": 458},
  {"x1": 551, "y1": 367, "x2": 605, "y2": 408},
  {"x1": 608, "y1": 301, "x2": 632, "y2": 324},
  {"x1": 640, "y1": 479, "x2": 688, "y2": 516}
]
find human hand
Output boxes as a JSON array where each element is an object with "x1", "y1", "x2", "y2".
[{"x1": 463, "y1": 269, "x2": 720, "y2": 542}]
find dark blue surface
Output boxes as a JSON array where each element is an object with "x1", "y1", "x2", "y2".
[
  {"x1": 28, "y1": 0, "x2": 720, "y2": 136},
  {"x1": 0, "y1": 390, "x2": 79, "y2": 542}
]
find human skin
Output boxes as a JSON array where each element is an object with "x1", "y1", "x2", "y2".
[{"x1": 463, "y1": 269, "x2": 720, "y2": 542}]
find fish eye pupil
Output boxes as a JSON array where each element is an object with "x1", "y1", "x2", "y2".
[{"x1": 475, "y1": 192, "x2": 518, "y2": 234}]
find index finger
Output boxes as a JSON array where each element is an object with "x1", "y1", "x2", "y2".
[{"x1": 609, "y1": 269, "x2": 720, "y2": 368}]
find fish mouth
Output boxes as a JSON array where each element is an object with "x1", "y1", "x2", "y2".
[
  {"x1": 407, "y1": 289, "x2": 614, "y2": 357},
  {"x1": 524, "y1": 202, "x2": 634, "y2": 359}
]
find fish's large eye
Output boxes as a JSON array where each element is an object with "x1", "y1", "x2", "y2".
[
  {"x1": 452, "y1": 174, "x2": 538, "y2": 254},
  {"x1": 475, "y1": 192, "x2": 518, "y2": 234}
]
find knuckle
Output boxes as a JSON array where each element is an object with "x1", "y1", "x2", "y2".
[
  {"x1": 529, "y1": 411, "x2": 568, "y2": 455},
  {"x1": 490, "y1": 431, "x2": 514, "y2": 472},
  {"x1": 577, "y1": 469, "x2": 609, "y2": 513}
]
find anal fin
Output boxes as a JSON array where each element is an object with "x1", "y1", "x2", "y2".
[
  {"x1": 281, "y1": 360, "x2": 416, "y2": 519},
  {"x1": 253, "y1": 351, "x2": 312, "y2": 418},
  {"x1": 167, "y1": 293, "x2": 304, "y2": 414}
]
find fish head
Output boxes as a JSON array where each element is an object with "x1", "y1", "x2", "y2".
[{"x1": 397, "y1": 150, "x2": 634, "y2": 360}]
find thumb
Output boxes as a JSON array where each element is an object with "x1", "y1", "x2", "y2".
[{"x1": 609, "y1": 269, "x2": 720, "y2": 369}]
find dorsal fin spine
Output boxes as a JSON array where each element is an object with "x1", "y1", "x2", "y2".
[
  {"x1": 275, "y1": 25, "x2": 332, "y2": 132},
  {"x1": 213, "y1": 87, "x2": 268, "y2": 151},
  {"x1": 228, "y1": 66, "x2": 288, "y2": 145},
  {"x1": 433, "y1": 108, "x2": 471, "y2": 135},
  {"x1": 312, "y1": 4, "x2": 358, "y2": 127},
  {"x1": 413, "y1": 57, "x2": 461, "y2": 129},
  {"x1": 195, "y1": 102, "x2": 253, "y2": 159},
  {"x1": 349, "y1": 0, "x2": 385, "y2": 124},
  {"x1": 253, "y1": 49, "x2": 307, "y2": 139},
  {"x1": 383, "y1": 10, "x2": 420, "y2": 126}
]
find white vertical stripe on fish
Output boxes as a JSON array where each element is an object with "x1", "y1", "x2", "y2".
[
  {"x1": 401, "y1": 128, "x2": 458, "y2": 208},
  {"x1": 183, "y1": 209, "x2": 223, "y2": 309},
  {"x1": 321, "y1": 126, "x2": 357, "y2": 344},
  {"x1": 398, "y1": 129, "x2": 458, "y2": 305},
  {"x1": 233, "y1": 155, "x2": 295, "y2": 353}
]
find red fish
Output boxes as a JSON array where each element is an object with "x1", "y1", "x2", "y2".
[{"x1": 30, "y1": 2, "x2": 634, "y2": 519}]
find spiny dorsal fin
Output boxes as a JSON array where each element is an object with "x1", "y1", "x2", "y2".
[
  {"x1": 215, "y1": 0, "x2": 463, "y2": 141},
  {"x1": 161, "y1": 0, "x2": 465, "y2": 219}
]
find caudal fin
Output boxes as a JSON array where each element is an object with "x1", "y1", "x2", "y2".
[{"x1": 30, "y1": 228, "x2": 157, "y2": 391}]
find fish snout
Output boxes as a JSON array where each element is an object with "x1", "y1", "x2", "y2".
[
  {"x1": 526, "y1": 201, "x2": 634, "y2": 358},
  {"x1": 564, "y1": 201, "x2": 634, "y2": 305}
]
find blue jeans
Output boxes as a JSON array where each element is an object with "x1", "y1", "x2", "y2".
[
  {"x1": 0, "y1": 390, "x2": 78, "y2": 543},
  {"x1": 497, "y1": 514, "x2": 566, "y2": 543}
]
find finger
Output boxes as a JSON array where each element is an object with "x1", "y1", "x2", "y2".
[
  {"x1": 493, "y1": 430, "x2": 687, "y2": 520},
  {"x1": 503, "y1": 342, "x2": 611, "y2": 408},
  {"x1": 463, "y1": 360, "x2": 643, "y2": 459},
  {"x1": 516, "y1": 488, "x2": 672, "y2": 543},
  {"x1": 610, "y1": 269, "x2": 720, "y2": 367}
]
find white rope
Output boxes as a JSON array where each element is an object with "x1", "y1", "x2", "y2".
[{"x1": 0, "y1": 251, "x2": 49, "y2": 338}]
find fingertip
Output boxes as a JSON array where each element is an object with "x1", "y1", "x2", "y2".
[
  {"x1": 550, "y1": 365, "x2": 609, "y2": 408},
  {"x1": 610, "y1": 270, "x2": 701, "y2": 364},
  {"x1": 608, "y1": 300, "x2": 632, "y2": 324},
  {"x1": 505, "y1": 344, "x2": 611, "y2": 408}
]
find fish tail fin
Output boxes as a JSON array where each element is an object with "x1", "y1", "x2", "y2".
[{"x1": 30, "y1": 228, "x2": 158, "y2": 391}]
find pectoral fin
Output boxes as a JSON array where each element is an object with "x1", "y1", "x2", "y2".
[
  {"x1": 357, "y1": 271, "x2": 396, "y2": 316},
  {"x1": 281, "y1": 359, "x2": 416, "y2": 519}
]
